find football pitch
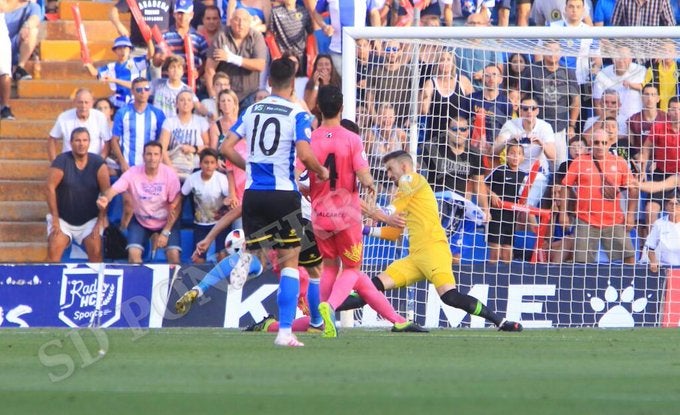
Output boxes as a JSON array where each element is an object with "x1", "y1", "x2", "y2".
[{"x1": 1, "y1": 328, "x2": 678, "y2": 415}]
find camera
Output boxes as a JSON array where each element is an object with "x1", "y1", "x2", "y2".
[{"x1": 519, "y1": 134, "x2": 531, "y2": 145}]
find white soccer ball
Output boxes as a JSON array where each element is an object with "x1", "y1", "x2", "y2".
[{"x1": 224, "y1": 228, "x2": 245, "y2": 255}]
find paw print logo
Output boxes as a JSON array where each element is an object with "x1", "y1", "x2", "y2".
[{"x1": 588, "y1": 281, "x2": 650, "y2": 328}]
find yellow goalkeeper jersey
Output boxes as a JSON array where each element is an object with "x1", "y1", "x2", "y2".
[{"x1": 389, "y1": 172, "x2": 448, "y2": 251}]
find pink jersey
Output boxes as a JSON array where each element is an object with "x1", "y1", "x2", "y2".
[
  {"x1": 309, "y1": 125, "x2": 369, "y2": 231},
  {"x1": 112, "y1": 164, "x2": 181, "y2": 230},
  {"x1": 224, "y1": 139, "x2": 248, "y2": 203}
]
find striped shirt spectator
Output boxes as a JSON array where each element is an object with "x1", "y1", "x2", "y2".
[
  {"x1": 97, "y1": 56, "x2": 148, "y2": 108},
  {"x1": 111, "y1": 78, "x2": 166, "y2": 172},
  {"x1": 162, "y1": 28, "x2": 209, "y2": 75}
]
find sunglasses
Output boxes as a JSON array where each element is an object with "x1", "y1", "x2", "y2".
[
  {"x1": 593, "y1": 140, "x2": 608, "y2": 146},
  {"x1": 385, "y1": 46, "x2": 400, "y2": 53},
  {"x1": 450, "y1": 126, "x2": 469, "y2": 132},
  {"x1": 134, "y1": 86, "x2": 151, "y2": 93},
  {"x1": 520, "y1": 105, "x2": 536, "y2": 111}
]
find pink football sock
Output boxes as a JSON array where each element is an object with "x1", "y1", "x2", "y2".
[
  {"x1": 355, "y1": 272, "x2": 406, "y2": 324},
  {"x1": 327, "y1": 268, "x2": 361, "y2": 309},
  {"x1": 319, "y1": 264, "x2": 339, "y2": 302}
]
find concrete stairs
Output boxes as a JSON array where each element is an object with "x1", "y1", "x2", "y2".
[{"x1": 0, "y1": 0, "x2": 119, "y2": 262}]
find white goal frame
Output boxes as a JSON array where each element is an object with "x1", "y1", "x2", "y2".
[{"x1": 338, "y1": 25, "x2": 680, "y2": 329}]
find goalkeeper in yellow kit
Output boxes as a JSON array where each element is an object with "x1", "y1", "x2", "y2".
[{"x1": 350, "y1": 150, "x2": 522, "y2": 331}]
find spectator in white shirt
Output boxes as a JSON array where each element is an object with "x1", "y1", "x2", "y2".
[
  {"x1": 592, "y1": 46, "x2": 646, "y2": 121},
  {"x1": 645, "y1": 191, "x2": 680, "y2": 272},
  {"x1": 495, "y1": 96, "x2": 557, "y2": 206},
  {"x1": 47, "y1": 89, "x2": 112, "y2": 162}
]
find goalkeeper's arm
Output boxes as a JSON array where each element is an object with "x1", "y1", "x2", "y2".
[
  {"x1": 360, "y1": 199, "x2": 400, "y2": 224},
  {"x1": 360, "y1": 199, "x2": 405, "y2": 241},
  {"x1": 362, "y1": 225, "x2": 403, "y2": 241}
]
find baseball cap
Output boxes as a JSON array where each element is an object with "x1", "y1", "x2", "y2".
[
  {"x1": 112, "y1": 36, "x2": 133, "y2": 50},
  {"x1": 175, "y1": 0, "x2": 193, "y2": 13}
]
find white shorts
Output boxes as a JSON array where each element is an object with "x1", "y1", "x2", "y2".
[
  {"x1": 46, "y1": 214, "x2": 99, "y2": 245},
  {"x1": 0, "y1": 34, "x2": 11, "y2": 76}
]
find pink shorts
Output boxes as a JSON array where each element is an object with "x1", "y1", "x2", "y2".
[{"x1": 313, "y1": 223, "x2": 363, "y2": 268}]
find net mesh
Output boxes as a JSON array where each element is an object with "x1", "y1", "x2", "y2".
[{"x1": 349, "y1": 31, "x2": 679, "y2": 328}]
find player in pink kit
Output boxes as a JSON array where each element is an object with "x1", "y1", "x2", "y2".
[{"x1": 310, "y1": 85, "x2": 426, "y2": 338}]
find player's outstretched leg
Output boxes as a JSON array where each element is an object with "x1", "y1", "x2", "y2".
[
  {"x1": 336, "y1": 275, "x2": 385, "y2": 311},
  {"x1": 175, "y1": 252, "x2": 263, "y2": 315},
  {"x1": 175, "y1": 288, "x2": 199, "y2": 315},
  {"x1": 353, "y1": 272, "x2": 428, "y2": 333},
  {"x1": 440, "y1": 289, "x2": 523, "y2": 332},
  {"x1": 230, "y1": 252, "x2": 264, "y2": 290}
]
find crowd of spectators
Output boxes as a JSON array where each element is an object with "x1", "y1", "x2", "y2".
[{"x1": 3, "y1": 0, "x2": 679, "y2": 267}]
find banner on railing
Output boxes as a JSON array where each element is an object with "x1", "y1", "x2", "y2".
[
  {"x1": 0, "y1": 264, "x2": 168, "y2": 328},
  {"x1": 404, "y1": 263, "x2": 666, "y2": 329},
  {"x1": 0, "y1": 263, "x2": 671, "y2": 329}
]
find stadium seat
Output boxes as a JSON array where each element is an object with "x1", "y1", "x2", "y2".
[
  {"x1": 106, "y1": 193, "x2": 124, "y2": 225},
  {"x1": 60, "y1": 243, "x2": 89, "y2": 263},
  {"x1": 460, "y1": 221, "x2": 487, "y2": 262},
  {"x1": 180, "y1": 196, "x2": 194, "y2": 227},
  {"x1": 513, "y1": 230, "x2": 537, "y2": 262},
  {"x1": 180, "y1": 228, "x2": 194, "y2": 263}
]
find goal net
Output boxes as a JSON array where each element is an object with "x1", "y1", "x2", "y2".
[{"x1": 341, "y1": 26, "x2": 679, "y2": 329}]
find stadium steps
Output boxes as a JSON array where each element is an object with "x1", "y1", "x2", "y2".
[
  {"x1": 18, "y1": 79, "x2": 112, "y2": 99},
  {"x1": 0, "y1": 160, "x2": 49, "y2": 180},
  {"x1": 0, "y1": 139, "x2": 51, "y2": 160},
  {"x1": 45, "y1": 19, "x2": 123, "y2": 42},
  {"x1": 40, "y1": 39, "x2": 118, "y2": 62},
  {"x1": 9, "y1": 99, "x2": 72, "y2": 120},
  {"x1": 23, "y1": 60, "x2": 109, "y2": 80},
  {"x1": 0, "y1": 1, "x2": 115, "y2": 262},
  {"x1": 0, "y1": 180, "x2": 47, "y2": 202},
  {"x1": 59, "y1": 1, "x2": 118, "y2": 21},
  {"x1": 0, "y1": 121, "x2": 53, "y2": 140},
  {"x1": 0, "y1": 222, "x2": 46, "y2": 243},
  {"x1": 0, "y1": 202, "x2": 47, "y2": 222},
  {"x1": 0, "y1": 243, "x2": 47, "y2": 263}
]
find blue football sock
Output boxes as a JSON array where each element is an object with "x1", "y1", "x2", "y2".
[
  {"x1": 308, "y1": 278, "x2": 322, "y2": 326},
  {"x1": 277, "y1": 267, "x2": 300, "y2": 330},
  {"x1": 197, "y1": 252, "x2": 263, "y2": 295},
  {"x1": 249, "y1": 255, "x2": 264, "y2": 276}
]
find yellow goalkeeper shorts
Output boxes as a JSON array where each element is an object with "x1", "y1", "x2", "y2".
[{"x1": 384, "y1": 241, "x2": 456, "y2": 289}]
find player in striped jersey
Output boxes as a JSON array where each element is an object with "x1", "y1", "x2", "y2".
[{"x1": 222, "y1": 58, "x2": 328, "y2": 347}]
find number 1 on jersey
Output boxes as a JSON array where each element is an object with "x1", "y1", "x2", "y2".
[{"x1": 323, "y1": 153, "x2": 338, "y2": 190}]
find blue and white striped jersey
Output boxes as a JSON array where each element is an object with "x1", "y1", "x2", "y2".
[
  {"x1": 97, "y1": 56, "x2": 148, "y2": 108},
  {"x1": 112, "y1": 103, "x2": 166, "y2": 167},
  {"x1": 231, "y1": 95, "x2": 312, "y2": 192}
]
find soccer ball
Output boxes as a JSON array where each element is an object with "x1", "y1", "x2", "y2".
[{"x1": 224, "y1": 229, "x2": 245, "y2": 255}]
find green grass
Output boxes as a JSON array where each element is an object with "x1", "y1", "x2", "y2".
[{"x1": 1, "y1": 328, "x2": 679, "y2": 415}]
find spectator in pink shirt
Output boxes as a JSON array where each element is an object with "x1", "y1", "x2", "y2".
[{"x1": 97, "y1": 141, "x2": 183, "y2": 263}]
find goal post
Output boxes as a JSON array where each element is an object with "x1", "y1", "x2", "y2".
[{"x1": 340, "y1": 25, "x2": 680, "y2": 328}]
